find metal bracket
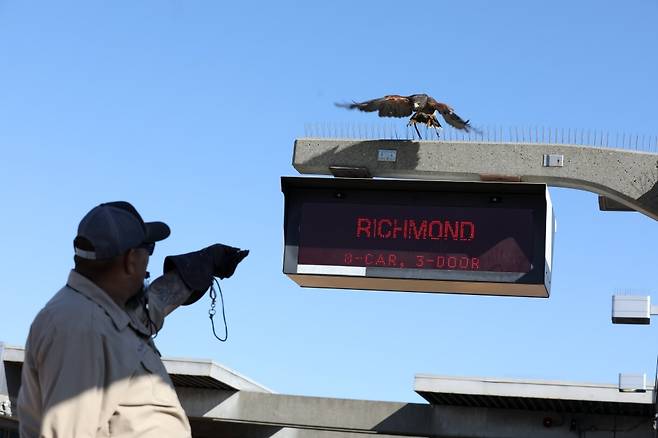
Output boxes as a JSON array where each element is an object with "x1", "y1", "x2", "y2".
[
  {"x1": 543, "y1": 154, "x2": 564, "y2": 167},
  {"x1": 328, "y1": 166, "x2": 372, "y2": 178},
  {"x1": 599, "y1": 195, "x2": 635, "y2": 212}
]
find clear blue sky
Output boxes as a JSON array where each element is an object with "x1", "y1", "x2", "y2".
[{"x1": 1, "y1": 0, "x2": 658, "y2": 402}]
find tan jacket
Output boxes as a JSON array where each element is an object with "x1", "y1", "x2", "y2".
[{"x1": 18, "y1": 270, "x2": 193, "y2": 438}]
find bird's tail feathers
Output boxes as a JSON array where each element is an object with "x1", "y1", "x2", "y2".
[{"x1": 335, "y1": 101, "x2": 358, "y2": 110}]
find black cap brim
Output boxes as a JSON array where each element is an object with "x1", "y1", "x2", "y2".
[{"x1": 144, "y1": 221, "x2": 171, "y2": 243}]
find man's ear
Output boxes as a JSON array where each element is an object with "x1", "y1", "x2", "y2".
[{"x1": 124, "y1": 249, "x2": 138, "y2": 275}]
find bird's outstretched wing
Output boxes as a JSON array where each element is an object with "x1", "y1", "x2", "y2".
[
  {"x1": 433, "y1": 101, "x2": 476, "y2": 132},
  {"x1": 335, "y1": 95, "x2": 413, "y2": 118}
]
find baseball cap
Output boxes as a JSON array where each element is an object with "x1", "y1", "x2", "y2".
[{"x1": 74, "y1": 201, "x2": 170, "y2": 260}]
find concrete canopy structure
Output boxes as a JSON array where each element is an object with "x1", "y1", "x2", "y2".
[
  {"x1": 3, "y1": 343, "x2": 657, "y2": 437},
  {"x1": 415, "y1": 374, "x2": 656, "y2": 416},
  {"x1": 292, "y1": 138, "x2": 658, "y2": 221}
]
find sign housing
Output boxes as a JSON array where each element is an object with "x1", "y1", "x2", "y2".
[{"x1": 282, "y1": 177, "x2": 555, "y2": 297}]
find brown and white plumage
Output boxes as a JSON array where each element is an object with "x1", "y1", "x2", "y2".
[{"x1": 336, "y1": 93, "x2": 476, "y2": 138}]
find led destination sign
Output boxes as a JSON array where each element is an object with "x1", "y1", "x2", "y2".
[
  {"x1": 282, "y1": 177, "x2": 554, "y2": 297},
  {"x1": 298, "y1": 203, "x2": 534, "y2": 274}
]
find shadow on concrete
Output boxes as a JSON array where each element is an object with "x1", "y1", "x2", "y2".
[
  {"x1": 295, "y1": 140, "x2": 421, "y2": 176},
  {"x1": 190, "y1": 418, "x2": 281, "y2": 438}
]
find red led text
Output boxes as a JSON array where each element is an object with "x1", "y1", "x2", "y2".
[{"x1": 356, "y1": 218, "x2": 475, "y2": 241}]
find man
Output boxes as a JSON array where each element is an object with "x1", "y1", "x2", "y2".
[{"x1": 17, "y1": 201, "x2": 248, "y2": 437}]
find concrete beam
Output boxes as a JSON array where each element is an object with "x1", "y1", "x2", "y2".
[
  {"x1": 177, "y1": 388, "x2": 654, "y2": 437},
  {"x1": 293, "y1": 139, "x2": 658, "y2": 221}
]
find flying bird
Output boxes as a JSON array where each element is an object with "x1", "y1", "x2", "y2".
[{"x1": 336, "y1": 94, "x2": 477, "y2": 139}]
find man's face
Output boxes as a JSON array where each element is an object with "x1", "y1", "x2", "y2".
[{"x1": 127, "y1": 248, "x2": 150, "y2": 295}]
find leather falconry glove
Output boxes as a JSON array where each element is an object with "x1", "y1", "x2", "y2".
[{"x1": 163, "y1": 244, "x2": 249, "y2": 305}]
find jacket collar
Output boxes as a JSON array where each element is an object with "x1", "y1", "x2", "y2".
[{"x1": 66, "y1": 270, "x2": 131, "y2": 331}]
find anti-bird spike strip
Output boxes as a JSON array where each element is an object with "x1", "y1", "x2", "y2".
[{"x1": 300, "y1": 123, "x2": 657, "y2": 153}]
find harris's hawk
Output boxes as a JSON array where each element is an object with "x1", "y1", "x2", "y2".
[{"x1": 336, "y1": 94, "x2": 475, "y2": 139}]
